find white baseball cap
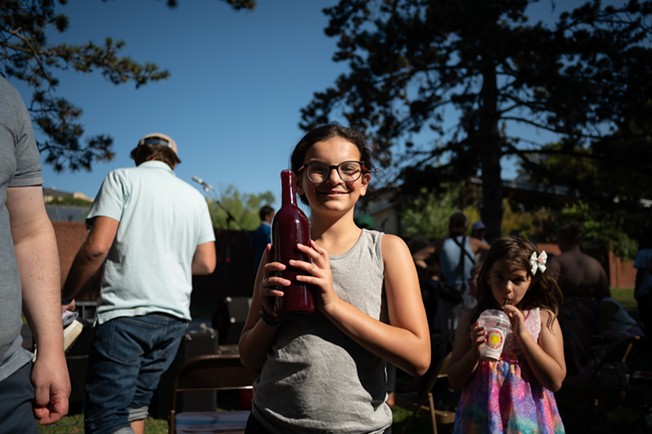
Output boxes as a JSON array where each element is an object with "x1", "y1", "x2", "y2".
[{"x1": 137, "y1": 132, "x2": 178, "y2": 156}]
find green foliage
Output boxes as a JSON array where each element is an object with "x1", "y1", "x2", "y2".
[
  {"x1": 400, "y1": 185, "x2": 639, "y2": 260},
  {"x1": 400, "y1": 185, "x2": 482, "y2": 241},
  {"x1": 207, "y1": 184, "x2": 275, "y2": 230},
  {"x1": 1, "y1": 0, "x2": 255, "y2": 173},
  {"x1": 559, "y1": 202, "x2": 638, "y2": 259},
  {"x1": 501, "y1": 200, "x2": 557, "y2": 243},
  {"x1": 401, "y1": 188, "x2": 458, "y2": 240},
  {"x1": 528, "y1": 133, "x2": 652, "y2": 234},
  {"x1": 300, "y1": 0, "x2": 652, "y2": 241}
]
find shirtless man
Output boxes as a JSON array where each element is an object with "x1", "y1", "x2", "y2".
[{"x1": 548, "y1": 221, "x2": 610, "y2": 375}]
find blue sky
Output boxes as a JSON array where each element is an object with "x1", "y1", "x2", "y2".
[
  {"x1": 15, "y1": 0, "x2": 599, "y2": 207},
  {"x1": 24, "y1": 0, "x2": 344, "y2": 206}
]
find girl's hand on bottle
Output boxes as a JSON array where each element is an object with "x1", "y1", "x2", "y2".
[
  {"x1": 292, "y1": 240, "x2": 339, "y2": 312},
  {"x1": 259, "y1": 248, "x2": 289, "y2": 314},
  {"x1": 503, "y1": 304, "x2": 526, "y2": 338}
]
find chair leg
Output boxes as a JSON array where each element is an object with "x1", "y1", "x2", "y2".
[
  {"x1": 168, "y1": 409, "x2": 176, "y2": 434},
  {"x1": 428, "y1": 393, "x2": 438, "y2": 434}
]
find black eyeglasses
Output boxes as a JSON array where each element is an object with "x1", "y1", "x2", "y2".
[
  {"x1": 298, "y1": 161, "x2": 366, "y2": 183},
  {"x1": 141, "y1": 137, "x2": 170, "y2": 147}
]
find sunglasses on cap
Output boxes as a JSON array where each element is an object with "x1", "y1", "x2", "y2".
[{"x1": 140, "y1": 136, "x2": 171, "y2": 147}]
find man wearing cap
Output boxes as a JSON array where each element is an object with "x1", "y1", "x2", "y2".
[
  {"x1": 470, "y1": 220, "x2": 486, "y2": 240},
  {"x1": 62, "y1": 133, "x2": 216, "y2": 434},
  {"x1": 470, "y1": 220, "x2": 489, "y2": 262}
]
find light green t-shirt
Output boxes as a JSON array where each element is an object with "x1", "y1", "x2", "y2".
[{"x1": 88, "y1": 161, "x2": 215, "y2": 323}]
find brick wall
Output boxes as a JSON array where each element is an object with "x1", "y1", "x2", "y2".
[
  {"x1": 536, "y1": 241, "x2": 636, "y2": 290},
  {"x1": 52, "y1": 223, "x2": 255, "y2": 308},
  {"x1": 608, "y1": 250, "x2": 636, "y2": 290},
  {"x1": 52, "y1": 221, "x2": 98, "y2": 301}
]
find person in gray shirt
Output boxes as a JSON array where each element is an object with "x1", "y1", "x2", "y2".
[{"x1": 0, "y1": 75, "x2": 70, "y2": 433}]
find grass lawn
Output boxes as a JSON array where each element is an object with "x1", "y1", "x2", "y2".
[
  {"x1": 38, "y1": 407, "x2": 434, "y2": 434},
  {"x1": 38, "y1": 415, "x2": 168, "y2": 433},
  {"x1": 611, "y1": 287, "x2": 637, "y2": 310}
]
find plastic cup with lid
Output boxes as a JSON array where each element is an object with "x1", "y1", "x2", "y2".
[{"x1": 477, "y1": 309, "x2": 511, "y2": 360}]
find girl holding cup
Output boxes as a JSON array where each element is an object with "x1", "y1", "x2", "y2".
[{"x1": 448, "y1": 236, "x2": 566, "y2": 433}]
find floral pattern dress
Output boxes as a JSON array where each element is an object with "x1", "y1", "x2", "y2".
[{"x1": 453, "y1": 307, "x2": 565, "y2": 434}]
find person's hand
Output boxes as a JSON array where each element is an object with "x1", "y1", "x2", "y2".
[
  {"x1": 31, "y1": 353, "x2": 70, "y2": 424},
  {"x1": 503, "y1": 304, "x2": 526, "y2": 339},
  {"x1": 258, "y1": 245, "x2": 288, "y2": 316},
  {"x1": 293, "y1": 240, "x2": 339, "y2": 314},
  {"x1": 469, "y1": 321, "x2": 486, "y2": 355},
  {"x1": 61, "y1": 299, "x2": 76, "y2": 315}
]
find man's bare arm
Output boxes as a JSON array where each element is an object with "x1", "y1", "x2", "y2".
[
  {"x1": 62, "y1": 216, "x2": 118, "y2": 300},
  {"x1": 8, "y1": 186, "x2": 70, "y2": 424}
]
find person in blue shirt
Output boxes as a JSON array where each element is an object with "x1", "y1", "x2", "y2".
[
  {"x1": 251, "y1": 205, "x2": 275, "y2": 269},
  {"x1": 634, "y1": 227, "x2": 652, "y2": 338}
]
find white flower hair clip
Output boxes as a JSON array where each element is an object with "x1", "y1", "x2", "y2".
[{"x1": 530, "y1": 251, "x2": 548, "y2": 275}]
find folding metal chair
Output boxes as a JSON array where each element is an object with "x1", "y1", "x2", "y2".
[
  {"x1": 168, "y1": 354, "x2": 258, "y2": 434},
  {"x1": 401, "y1": 352, "x2": 457, "y2": 434}
]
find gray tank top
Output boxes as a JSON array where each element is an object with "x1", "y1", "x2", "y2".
[{"x1": 252, "y1": 229, "x2": 392, "y2": 433}]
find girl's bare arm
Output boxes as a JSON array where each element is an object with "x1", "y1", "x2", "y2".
[
  {"x1": 515, "y1": 309, "x2": 566, "y2": 391},
  {"x1": 296, "y1": 235, "x2": 431, "y2": 377},
  {"x1": 238, "y1": 245, "x2": 283, "y2": 372},
  {"x1": 447, "y1": 311, "x2": 484, "y2": 389}
]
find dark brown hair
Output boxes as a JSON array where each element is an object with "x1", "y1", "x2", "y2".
[
  {"x1": 474, "y1": 236, "x2": 563, "y2": 329},
  {"x1": 557, "y1": 221, "x2": 582, "y2": 245},
  {"x1": 259, "y1": 205, "x2": 275, "y2": 220},
  {"x1": 290, "y1": 123, "x2": 375, "y2": 205},
  {"x1": 130, "y1": 144, "x2": 181, "y2": 168}
]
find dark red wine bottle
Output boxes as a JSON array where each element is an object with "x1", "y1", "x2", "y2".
[{"x1": 271, "y1": 170, "x2": 316, "y2": 315}]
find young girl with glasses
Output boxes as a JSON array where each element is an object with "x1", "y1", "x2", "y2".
[
  {"x1": 447, "y1": 236, "x2": 566, "y2": 433},
  {"x1": 239, "y1": 123, "x2": 431, "y2": 434}
]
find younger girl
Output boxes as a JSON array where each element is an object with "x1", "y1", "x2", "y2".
[
  {"x1": 448, "y1": 236, "x2": 566, "y2": 433},
  {"x1": 239, "y1": 123, "x2": 431, "y2": 433}
]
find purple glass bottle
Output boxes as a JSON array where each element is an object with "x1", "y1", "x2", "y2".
[{"x1": 271, "y1": 170, "x2": 316, "y2": 315}]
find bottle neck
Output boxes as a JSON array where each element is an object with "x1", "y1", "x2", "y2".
[{"x1": 281, "y1": 170, "x2": 297, "y2": 206}]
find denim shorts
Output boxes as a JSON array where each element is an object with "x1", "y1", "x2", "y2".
[
  {"x1": 84, "y1": 314, "x2": 188, "y2": 434},
  {"x1": 0, "y1": 362, "x2": 39, "y2": 434}
]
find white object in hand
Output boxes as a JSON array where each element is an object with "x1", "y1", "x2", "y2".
[{"x1": 478, "y1": 309, "x2": 511, "y2": 360}]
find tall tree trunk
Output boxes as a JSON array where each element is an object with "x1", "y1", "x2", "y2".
[{"x1": 478, "y1": 65, "x2": 503, "y2": 243}]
